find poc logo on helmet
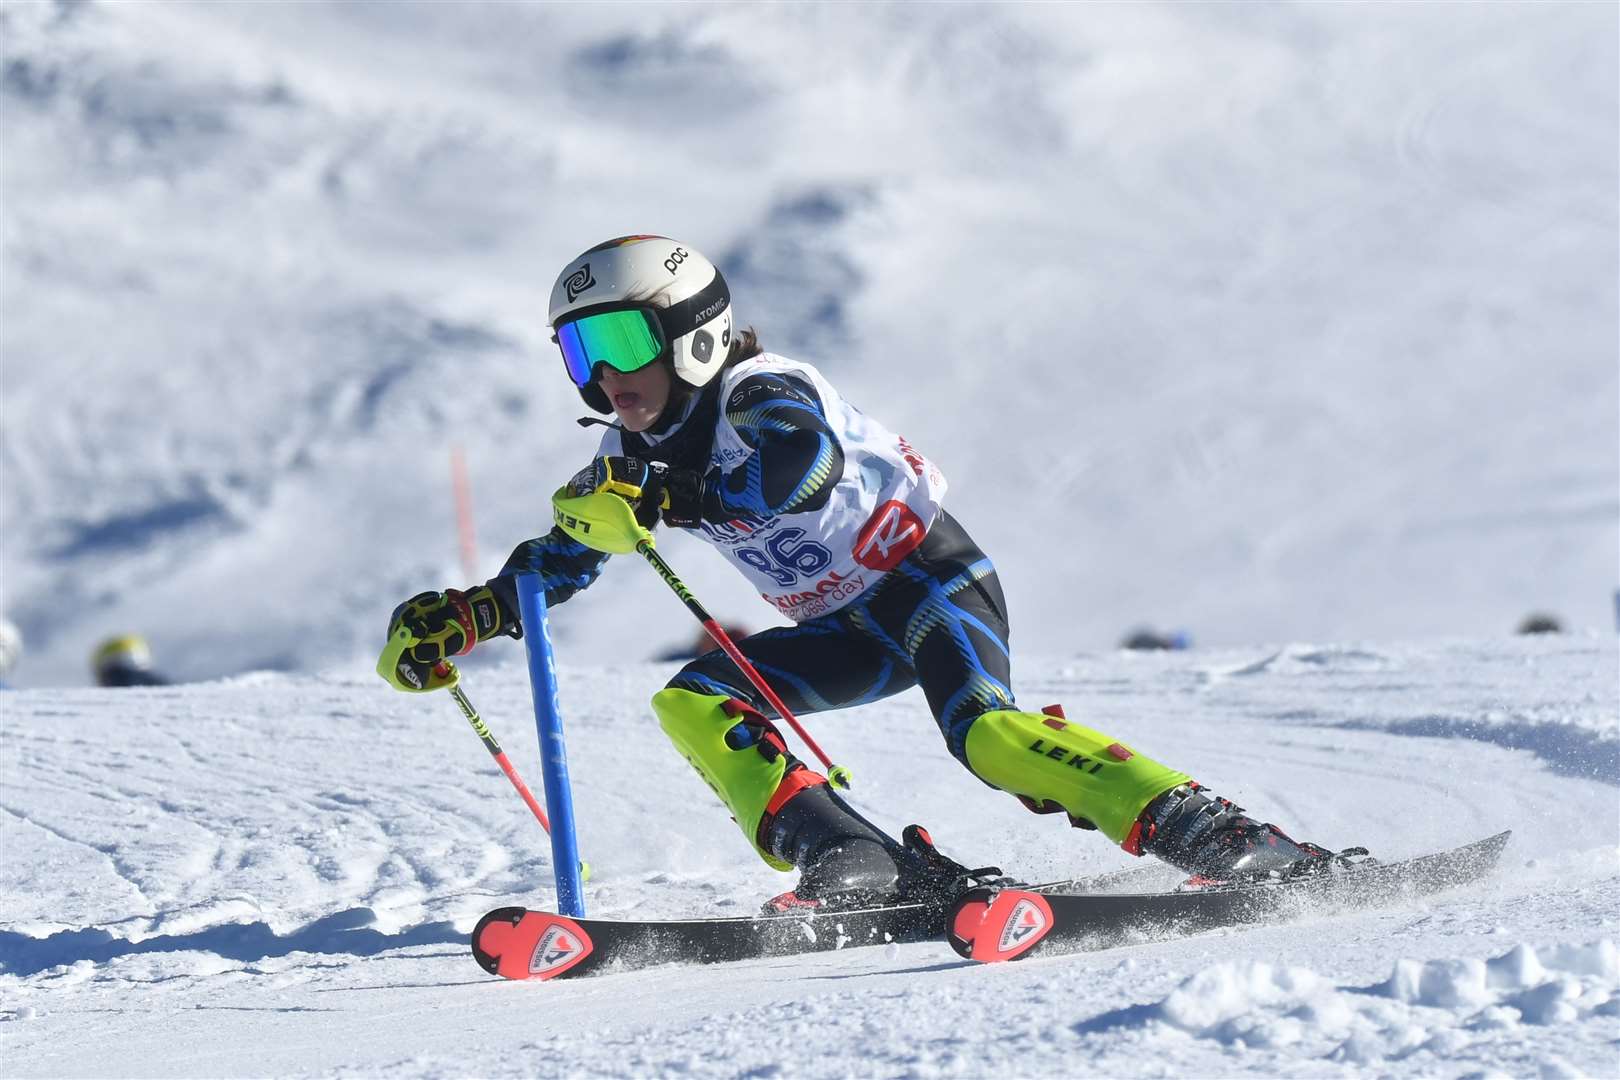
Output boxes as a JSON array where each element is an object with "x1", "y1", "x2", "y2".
[
  {"x1": 565, "y1": 264, "x2": 595, "y2": 302},
  {"x1": 664, "y1": 247, "x2": 689, "y2": 274}
]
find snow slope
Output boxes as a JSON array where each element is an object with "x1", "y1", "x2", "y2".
[
  {"x1": 2, "y1": 635, "x2": 1615, "y2": 1077},
  {"x1": 1, "y1": 0, "x2": 1616, "y2": 686},
  {"x1": 1, "y1": 4, "x2": 1616, "y2": 1074}
]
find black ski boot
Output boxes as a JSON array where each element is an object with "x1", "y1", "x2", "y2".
[
  {"x1": 722, "y1": 695, "x2": 1001, "y2": 913},
  {"x1": 761, "y1": 777, "x2": 907, "y2": 913},
  {"x1": 760, "y1": 781, "x2": 908, "y2": 912},
  {"x1": 1132, "y1": 782, "x2": 1350, "y2": 883},
  {"x1": 896, "y1": 823, "x2": 1021, "y2": 903},
  {"x1": 758, "y1": 784, "x2": 1007, "y2": 913}
]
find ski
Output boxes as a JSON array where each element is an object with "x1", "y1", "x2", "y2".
[
  {"x1": 468, "y1": 864, "x2": 1158, "y2": 981},
  {"x1": 470, "y1": 831, "x2": 1509, "y2": 981},
  {"x1": 951, "y1": 829, "x2": 1512, "y2": 962},
  {"x1": 472, "y1": 896, "x2": 945, "y2": 981}
]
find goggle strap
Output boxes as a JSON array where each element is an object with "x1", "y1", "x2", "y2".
[{"x1": 658, "y1": 269, "x2": 730, "y2": 341}]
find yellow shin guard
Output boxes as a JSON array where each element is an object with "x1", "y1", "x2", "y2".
[
  {"x1": 651, "y1": 688, "x2": 794, "y2": 870},
  {"x1": 963, "y1": 709, "x2": 1190, "y2": 845}
]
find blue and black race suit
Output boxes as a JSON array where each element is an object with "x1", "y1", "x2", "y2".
[{"x1": 486, "y1": 369, "x2": 1015, "y2": 766}]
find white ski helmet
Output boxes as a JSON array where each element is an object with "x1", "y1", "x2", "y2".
[{"x1": 548, "y1": 235, "x2": 733, "y2": 414}]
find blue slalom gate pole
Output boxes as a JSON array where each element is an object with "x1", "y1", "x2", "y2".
[{"x1": 515, "y1": 571, "x2": 585, "y2": 917}]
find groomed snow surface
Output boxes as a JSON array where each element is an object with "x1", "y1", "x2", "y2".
[{"x1": 3, "y1": 635, "x2": 1616, "y2": 1078}]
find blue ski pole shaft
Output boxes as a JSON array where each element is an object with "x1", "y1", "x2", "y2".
[{"x1": 515, "y1": 571, "x2": 586, "y2": 917}]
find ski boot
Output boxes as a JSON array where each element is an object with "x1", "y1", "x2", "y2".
[
  {"x1": 761, "y1": 797, "x2": 1018, "y2": 914},
  {"x1": 758, "y1": 779, "x2": 908, "y2": 911},
  {"x1": 959, "y1": 702, "x2": 1363, "y2": 883},
  {"x1": 1127, "y1": 782, "x2": 1363, "y2": 884},
  {"x1": 652, "y1": 688, "x2": 985, "y2": 913},
  {"x1": 758, "y1": 759, "x2": 1016, "y2": 911}
]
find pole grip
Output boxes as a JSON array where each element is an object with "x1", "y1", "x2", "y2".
[{"x1": 515, "y1": 571, "x2": 585, "y2": 917}]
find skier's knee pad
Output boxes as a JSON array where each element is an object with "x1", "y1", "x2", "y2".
[
  {"x1": 962, "y1": 709, "x2": 1190, "y2": 846},
  {"x1": 651, "y1": 688, "x2": 793, "y2": 871}
]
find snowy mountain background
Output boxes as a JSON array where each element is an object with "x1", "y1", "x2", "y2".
[
  {"x1": 2, "y1": 3, "x2": 1617, "y2": 1078},
  {"x1": 1, "y1": 0, "x2": 1614, "y2": 686}
]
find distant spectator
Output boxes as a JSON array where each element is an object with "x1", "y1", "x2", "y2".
[
  {"x1": 1516, "y1": 613, "x2": 1565, "y2": 635},
  {"x1": 92, "y1": 634, "x2": 170, "y2": 687},
  {"x1": 0, "y1": 617, "x2": 20, "y2": 688},
  {"x1": 655, "y1": 624, "x2": 754, "y2": 663},
  {"x1": 1120, "y1": 627, "x2": 1192, "y2": 652}
]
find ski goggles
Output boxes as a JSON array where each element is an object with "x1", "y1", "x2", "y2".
[{"x1": 555, "y1": 307, "x2": 667, "y2": 388}]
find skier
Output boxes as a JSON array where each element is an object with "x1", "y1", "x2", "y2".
[{"x1": 381, "y1": 235, "x2": 1345, "y2": 911}]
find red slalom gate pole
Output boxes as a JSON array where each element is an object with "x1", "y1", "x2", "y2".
[
  {"x1": 450, "y1": 444, "x2": 479, "y2": 582},
  {"x1": 635, "y1": 540, "x2": 853, "y2": 788}
]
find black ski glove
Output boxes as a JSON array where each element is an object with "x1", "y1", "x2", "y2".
[
  {"x1": 653, "y1": 466, "x2": 705, "y2": 529},
  {"x1": 571, "y1": 456, "x2": 706, "y2": 529},
  {"x1": 383, "y1": 586, "x2": 513, "y2": 691}
]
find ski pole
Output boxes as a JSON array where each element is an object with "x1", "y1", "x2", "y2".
[
  {"x1": 436, "y1": 663, "x2": 555, "y2": 832},
  {"x1": 435, "y1": 665, "x2": 593, "y2": 882},
  {"x1": 634, "y1": 540, "x2": 854, "y2": 789}
]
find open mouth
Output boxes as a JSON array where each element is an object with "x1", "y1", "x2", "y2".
[{"x1": 613, "y1": 392, "x2": 640, "y2": 410}]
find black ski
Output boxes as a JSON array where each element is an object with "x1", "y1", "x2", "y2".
[
  {"x1": 471, "y1": 895, "x2": 944, "y2": 980},
  {"x1": 949, "y1": 829, "x2": 1512, "y2": 962},
  {"x1": 468, "y1": 864, "x2": 1153, "y2": 981},
  {"x1": 471, "y1": 831, "x2": 1509, "y2": 981}
]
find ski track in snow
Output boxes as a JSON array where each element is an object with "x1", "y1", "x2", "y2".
[{"x1": 1, "y1": 637, "x2": 1615, "y2": 1078}]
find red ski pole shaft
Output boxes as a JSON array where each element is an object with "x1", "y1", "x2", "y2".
[
  {"x1": 436, "y1": 663, "x2": 552, "y2": 833},
  {"x1": 636, "y1": 541, "x2": 853, "y2": 788}
]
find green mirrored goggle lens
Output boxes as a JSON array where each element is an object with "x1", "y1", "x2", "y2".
[{"x1": 557, "y1": 309, "x2": 664, "y2": 387}]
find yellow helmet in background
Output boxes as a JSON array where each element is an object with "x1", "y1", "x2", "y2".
[{"x1": 92, "y1": 634, "x2": 154, "y2": 683}]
